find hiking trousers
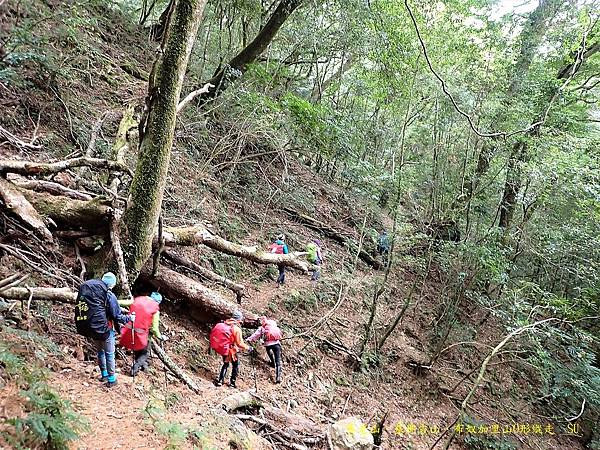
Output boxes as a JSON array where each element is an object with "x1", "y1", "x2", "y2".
[
  {"x1": 93, "y1": 330, "x2": 116, "y2": 382},
  {"x1": 266, "y1": 343, "x2": 282, "y2": 382},
  {"x1": 132, "y1": 345, "x2": 150, "y2": 376},
  {"x1": 277, "y1": 264, "x2": 285, "y2": 285},
  {"x1": 311, "y1": 262, "x2": 321, "y2": 281},
  {"x1": 218, "y1": 356, "x2": 240, "y2": 385}
]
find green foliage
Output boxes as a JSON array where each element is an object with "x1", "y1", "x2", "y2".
[
  {"x1": 142, "y1": 393, "x2": 202, "y2": 450},
  {"x1": 6, "y1": 383, "x2": 88, "y2": 450},
  {"x1": 283, "y1": 289, "x2": 317, "y2": 311},
  {"x1": 0, "y1": 337, "x2": 87, "y2": 450}
]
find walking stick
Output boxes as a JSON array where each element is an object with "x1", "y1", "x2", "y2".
[
  {"x1": 130, "y1": 312, "x2": 136, "y2": 383},
  {"x1": 250, "y1": 347, "x2": 258, "y2": 392}
]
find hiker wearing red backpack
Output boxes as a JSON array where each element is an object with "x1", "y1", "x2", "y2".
[
  {"x1": 269, "y1": 234, "x2": 289, "y2": 287},
  {"x1": 210, "y1": 311, "x2": 249, "y2": 388},
  {"x1": 247, "y1": 316, "x2": 283, "y2": 384},
  {"x1": 119, "y1": 292, "x2": 166, "y2": 376}
]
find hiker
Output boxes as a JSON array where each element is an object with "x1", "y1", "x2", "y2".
[
  {"x1": 120, "y1": 292, "x2": 166, "y2": 376},
  {"x1": 247, "y1": 316, "x2": 283, "y2": 384},
  {"x1": 74, "y1": 272, "x2": 132, "y2": 387},
  {"x1": 377, "y1": 230, "x2": 390, "y2": 263},
  {"x1": 269, "y1": 234, "x2": 289, "y2": 287},
  {"x1": 210, "y1": 311, "x2": 249, "y2": 388},
  {"x1": 306, "y1": 239, "x2": 323, "y2": 282}
]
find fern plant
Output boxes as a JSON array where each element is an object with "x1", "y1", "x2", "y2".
[{"x1": 6, "y1": 382, "x2": 88, "y2": 450}]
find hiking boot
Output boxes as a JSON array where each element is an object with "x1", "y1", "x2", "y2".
[
  {"x1": 275, "y1": 365, "x2": 282, "y2": 384},
  {"x1": 105, "y1": 380, "x2": 118, "y2": 388},
  {"x1": 99, "y1": 375, "x2": 108, "y2": 382},
  {"x1": 229, "y1": 381, "x2": 237, "y2": 389},
  {"x1": 215, "y1": 379, "x2": 223, "y2": 387}
]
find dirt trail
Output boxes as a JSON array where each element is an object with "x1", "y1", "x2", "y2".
[{"x1": 52, "y1": 361, "x2": 166, "y2": 450}]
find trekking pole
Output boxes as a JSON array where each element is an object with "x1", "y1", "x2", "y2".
[
  {"x1": 161, "y1": 338, "x2": 168, "y2": 389},
  {"x1": 251, "y1": 347, "x2": 258, "y2": 392},
  {"x1": 130, "y1": 312, "x2": 136, "y2": 384},
  {"x1": 131, "y1": 312, "x2": 136, "y2": 346}
]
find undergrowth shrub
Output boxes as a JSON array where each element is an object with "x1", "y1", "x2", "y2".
[{"x1": 0, "y1": 332, "x2": 87, "y2": 450}]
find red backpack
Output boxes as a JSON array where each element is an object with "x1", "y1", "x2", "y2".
[
  {"x1": 210, "y1": 322, "x2": 234, "y2": 356},
  {"x1": 269, "y1": 243, "x2": 285, "y2": 254},
  {"x1": 263, "y1": 320, "x2": 282, "y2": 341}
]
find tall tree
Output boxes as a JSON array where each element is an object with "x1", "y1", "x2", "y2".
[
  {"x1": 123, "y1": 0, "x2": 208, "y2": 280},
  {"x1": 498, "y1": 34, "x2": 600, "y2": 229},
  {"x1": 182, "y1": 0, "x2": 303, "y2": 106}
]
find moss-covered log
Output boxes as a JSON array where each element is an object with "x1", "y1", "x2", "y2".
[
  {"x1": 162, "y1": 225, "x2": 315, "y2": 272},
  {"x1": 21, "y1": 189, "x2": 111, "y2": 230},
  {"x1": 140, "y1": 265, "x2": 259, "y2": 327},
  {"x1": 123, "y1": 0, "x2": 208, "y2": 281}
]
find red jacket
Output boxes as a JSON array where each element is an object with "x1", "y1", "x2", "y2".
[{"x1": 120, "y1": 296, "x2": 159, "y2": 351}]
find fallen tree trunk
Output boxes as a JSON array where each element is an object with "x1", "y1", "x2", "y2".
[
  {"x1": 149, "y1": 338, "x2": 200, "y2": 394},
  {"x1": 163, "y1": 250, "x2": 246, "y2": 303},
  {"x1": 162, "y1": 225, "x2": 315, "y2": 272},
  {"x1": 140, "y1": 265, "x2": 259, "y2": 327},
  {"x1": 0, "y1": 178, "x2": 53, "y2": 241},
  {"x1": 0, "y1": 287, "x2": 77, "y2": 303},
  {"x1": 7, "y1": 175, "x2": 93, "y2": 201},
  {"x1": 0, "y1": 157, "x2": 131, "y2": 176},
  {"x1": 220, "y1": 391, "x2": 323, "y2": 449},
  {"x1": 20, "y1": 189, "x2": 111, "y2": 229},
  {"x1": 282, "y1": 207, "x2": 382, "y2": 270}
]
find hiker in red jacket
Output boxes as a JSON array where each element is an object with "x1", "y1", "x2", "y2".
[
  {"x1": 210, "y1": 311, "x2": 249, "y2": 388},
  {"x1": 247, "y1": 316, "x2": 283, "y2": 383},
  {"x1": 120, "y1": 292, "x2": 166, "y2": 376}
]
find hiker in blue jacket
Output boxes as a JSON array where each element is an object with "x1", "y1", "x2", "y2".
[
  {"x1": 269, "y1": 234, "x2": 289, "y2": 287},
  {"x1": 74, "y1": 272, "x2": 131, "y2": 387}
]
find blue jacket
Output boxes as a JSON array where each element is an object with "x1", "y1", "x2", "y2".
[{"x1": 275, "y1": 239, "x2": 289, "y2": 254}]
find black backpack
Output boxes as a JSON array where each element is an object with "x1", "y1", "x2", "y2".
[{"x1": 74, "y1": 279, "x2": 111, "y2": 340}]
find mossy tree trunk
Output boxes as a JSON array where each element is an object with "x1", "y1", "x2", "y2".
[{"x1": 122, "y1": 0, "x2": 208, "y2": 281}]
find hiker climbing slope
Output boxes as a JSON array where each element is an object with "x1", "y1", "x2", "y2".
[
  {"x1": 306, "y1": 239, "x2": 323, "y2": 283},
  {"x1": 119, "y1": 292, "x2": 166, "y2": 376},
  {"x1": 74, "y1": 272, "x2": 132, "y2": 387},
  {"x1": 247, "y1": 316, "x2": 283, "y2": 384},
  {"x1": 269, "y1": 234, "x2": 289, "y2": 287},
  {"x1": 210, "y1": 310, "x2": 249, "y2": 388},
  {"x1": 377, "y1": 230, "x2": 390, "y2": 264}
]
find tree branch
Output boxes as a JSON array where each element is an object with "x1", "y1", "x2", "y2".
[
  {"x1": 162, "y1": 224, "x2": 315, "y2": 272},
  {"x1": 0, "y1": 157, "x2": 132, "y2": 176}
]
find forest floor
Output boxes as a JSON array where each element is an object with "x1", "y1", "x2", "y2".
[{"x1": 0, "y1": 1, "x2": 586, "y2": 449}]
